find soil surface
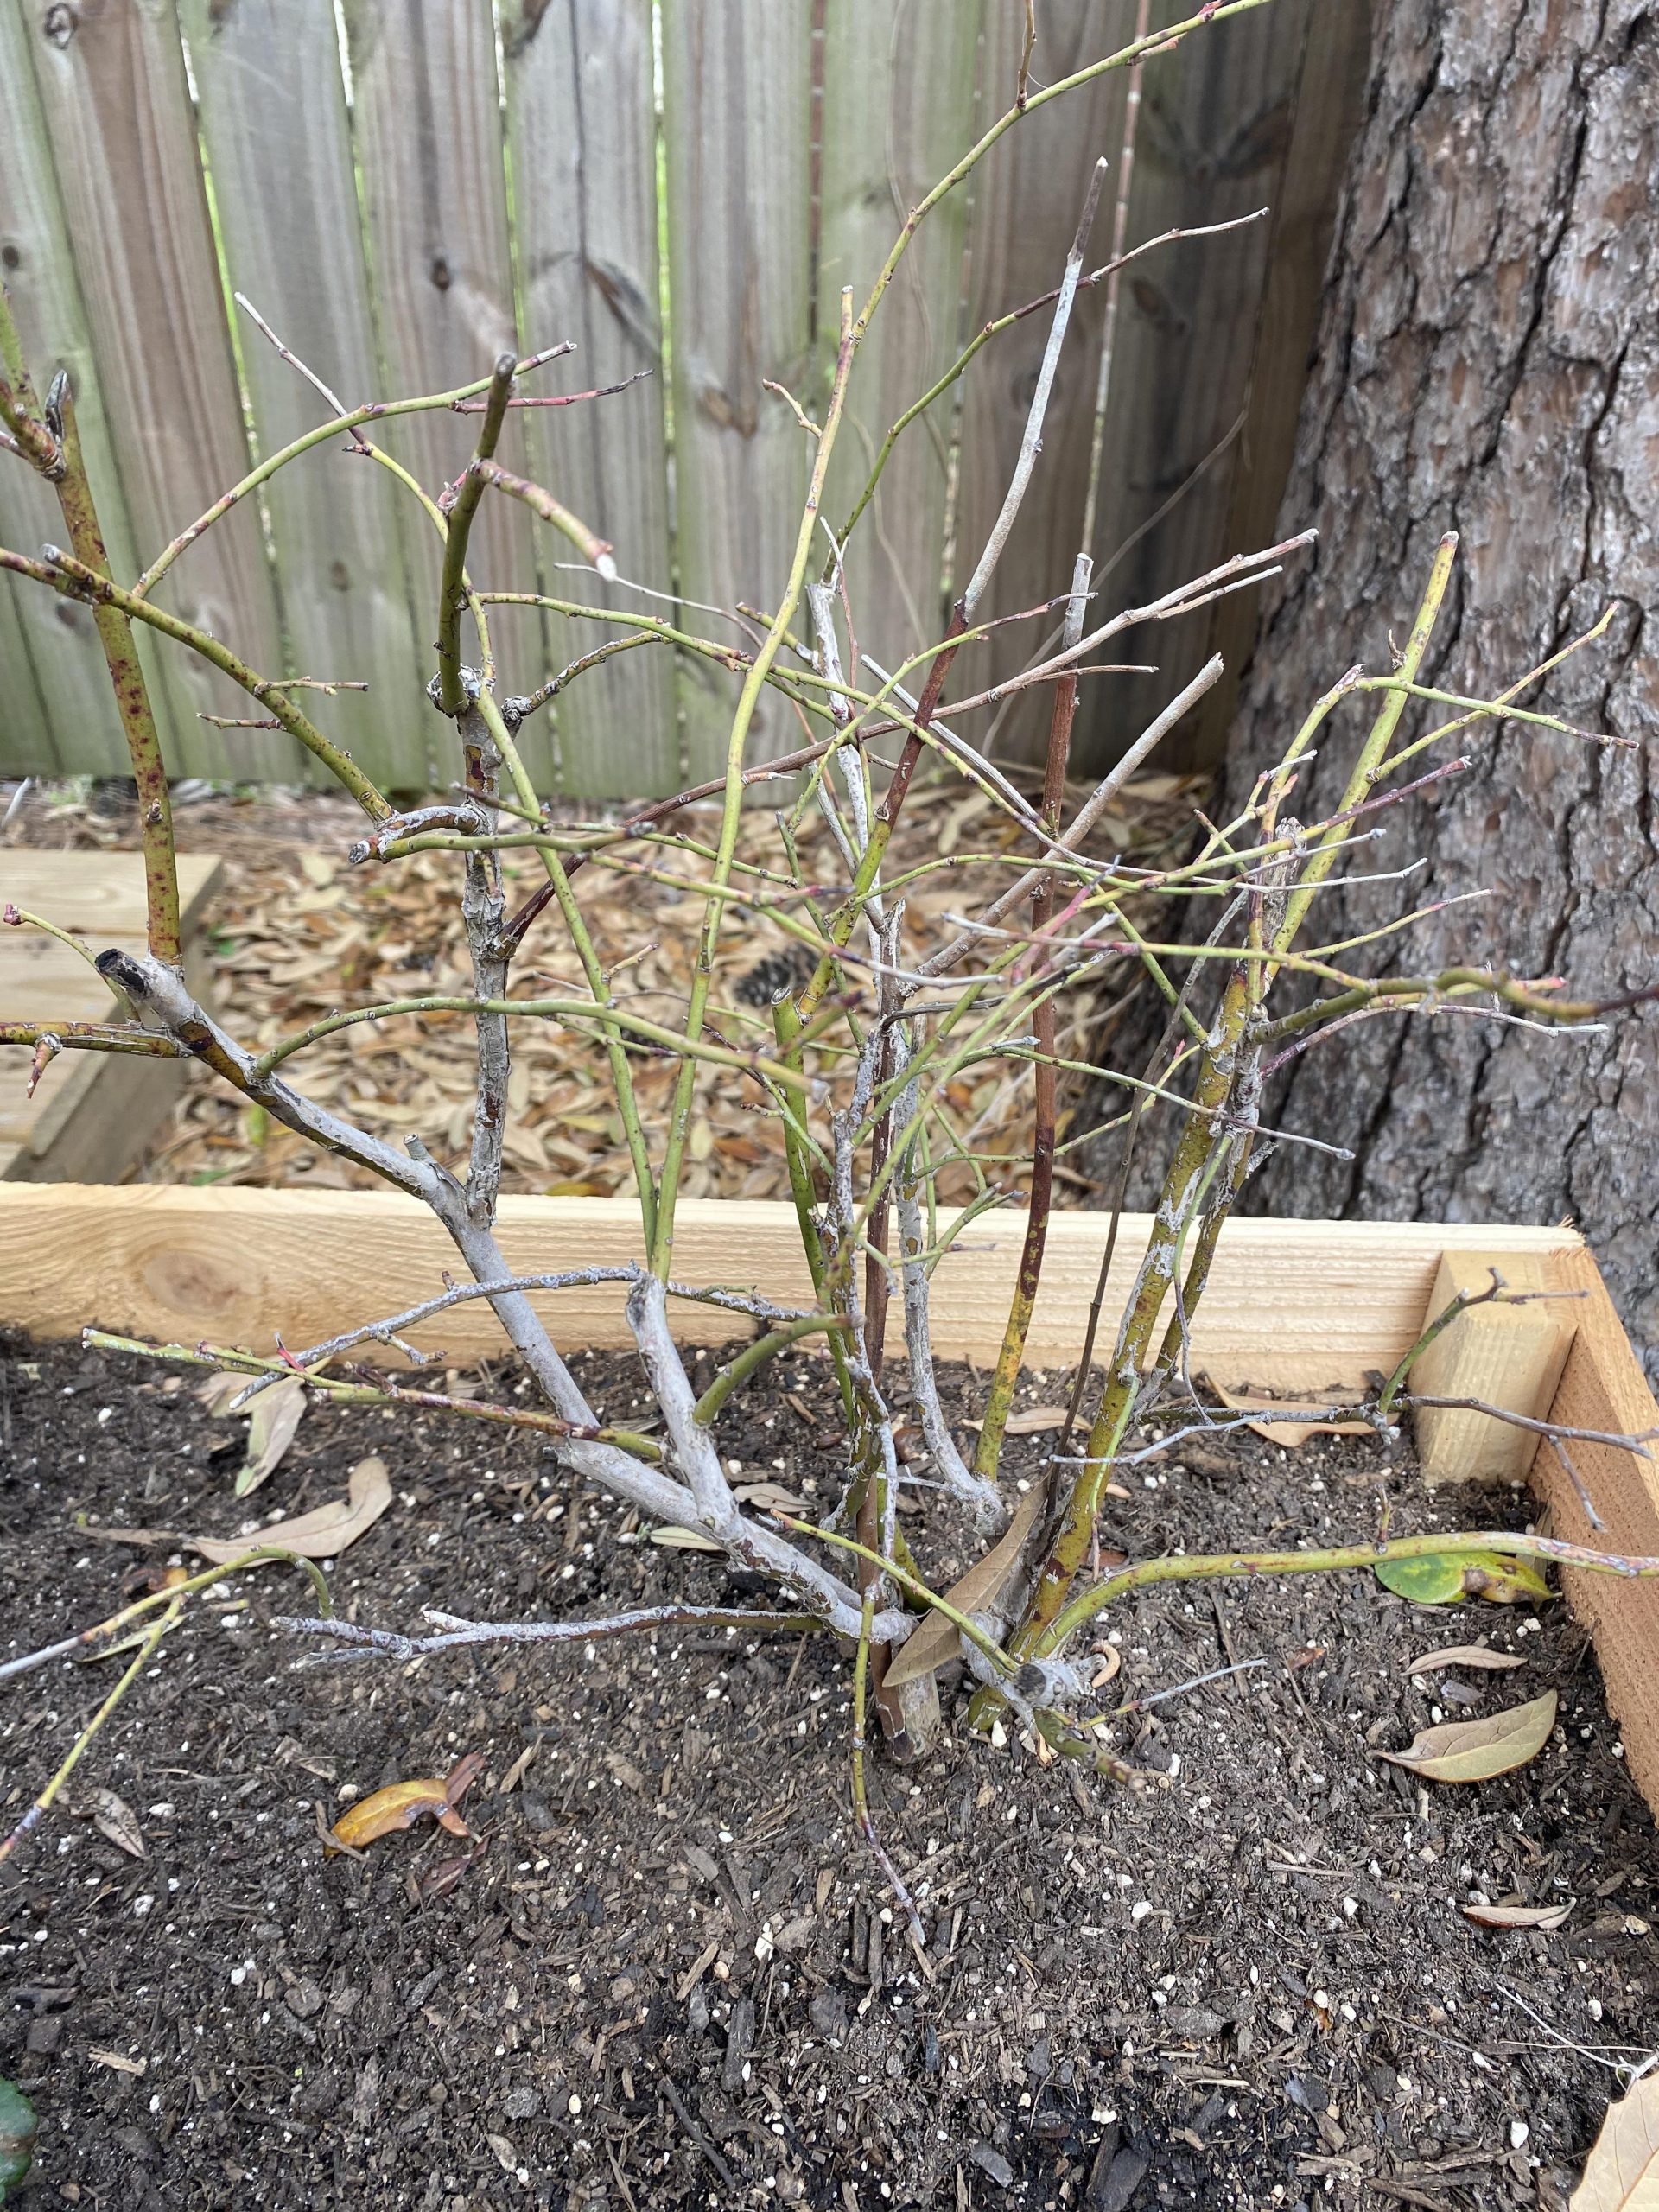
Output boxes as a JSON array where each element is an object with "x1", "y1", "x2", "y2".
[{"x1": 3, "y1": 1336, "x2": 1656, "y2": 2211}]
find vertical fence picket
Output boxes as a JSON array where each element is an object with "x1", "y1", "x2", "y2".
[
  {"x1": 955, "y1": 3, "x2": 1139, "y2": 768},
  {"x1": 341, "y1": 0, "x2": 548, "y2": 779},
  {"x1": 180, "y1": 0, "x2": 427, "y2": 795},
  {"x1": 500, "y1": 0, "x2": 677, "y2": 798},
  {"x1": 21, "y1": 0, "x2": 289, "y2": 781},
  {"x1": 0, "y1": 527, "x2": 54, "y2": 773},
  {"x1": 0, "y1": 5, "x2": 1365, "y2": 797},
  {"x1": 660, "y1": 3, "x2": 814, "y2": 781},
  {"x1": 817, "y1": 1, "x2": 983, "y2": 695},
  {"x1": 1197, "y1": 3, "x2": 1368, "y2": 763},
  {"x1": 0, "y1": 0, "x2": 181, "y2": 780},
  {"x1": 1082, "y1": 0, "x2": 1319, "y2": 771}
]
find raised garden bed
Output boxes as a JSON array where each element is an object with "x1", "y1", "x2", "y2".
[
  {"x1": 4, "y1": 1185, "x2": 1659, "y2": 2210},
  {"x1": 5, "y1": 1184, "x2": 1658, "y2": 1811}
]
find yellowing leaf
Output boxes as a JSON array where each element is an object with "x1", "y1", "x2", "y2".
[
  {"x1": 1570, "y1": 2070, "x2": 1659, "y2": 2209},
  {"x1": 191, "y1": 1455, "x2": 391, "y2": 1565},
  {"x1": 1463, "y1": 1554, "x2": 1552, "y2": 1604},
  {"x1": 884, "y1": 1484, "x2": 1045, "y2": 1689},
  {"x1": 1208, "y1": 1378, "x2": 1371, "y2": 1448},
  {"x1": 1377, "y1": 1549, "x2": 1551, "y2": 1605},
  {"x1": 1382, "y1": 1688, "x2": 1557, "y2": 1783},
  {"x1": 327, "y1": 1750, "x2": 483, "y2": 1856},
  {"x1": 1408, "y1": 1643, "x2": 1527, "y2": 1675},
  {"x1": 1463, "y1": 1900, "x2": 1573, "y2": 1930}
]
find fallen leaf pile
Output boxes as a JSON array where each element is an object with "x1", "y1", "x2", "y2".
[{"x1": 4, "y1": 772, "x2": 1190, "y2": 1203}]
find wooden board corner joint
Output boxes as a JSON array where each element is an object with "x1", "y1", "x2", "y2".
[{"x1": 1410, "y1": 1249, "x2": 1579, "y2": 1490}]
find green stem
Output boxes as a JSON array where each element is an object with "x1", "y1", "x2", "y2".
[
  {"x1": 2, "y1": 545, "x2": 391, "y2": 822},
  {"x1": 247, "y1": 987, "x2": 806, "y2": 1093},
  {"x1": 436, "y1": 356, "x2": 515, "y2": 716},
  {"x1": 133, "y1": 342, "x2": 573, "y2": 601},
  {"x1": 1042, "y1": 1528, "x2": 1659, "y2": 1656},
  {"x1": 650, "y1": 292, "x2": 858, "y2": 1279},
  {"x1": 690, "y1": 1314, "x2": 849, "y2": 1427},
  {"x1": 1272, "y1": 534, "x2": 1458, "y2": 958},
  {"x1": 773, "y1": 1516, "x2": 1014, "y2": 1677},
  {"x1": 471, "y1": 690, "x2": 659, "y2": 1243}
]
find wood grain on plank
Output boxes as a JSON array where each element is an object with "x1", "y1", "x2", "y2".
[
  {"x1": 342, "y1": 0, "x2": 546, "y2": 758},
  {"x1": 660, "y1": 2, "x2": 814, "y2": 779},
  {"x1": 501, "y1": 0, "x2": 679, "y2": 799},
  {"x1": 0, "y1": 853, "x2": 221, "y2": 1176},
  {"x1": 22, "y1": 0, "x2": 287, "y2": 778},
  {"x1": 1409, "y1": 1249, "x2": 1577, "y2": 1486},
  {"x1": 0, "y1": 1183, "x2": 1580, "y2": 1372},
  {"x1": 181, "y1": 0, "x2": 428, "y2": 792},
  {"x1": 1536, "y1": 1243, "x2": 1659, "y2": 1820}
]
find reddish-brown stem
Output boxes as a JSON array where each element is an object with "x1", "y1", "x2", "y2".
[
  {"x1": 973, "y1": 556, "x2": 1089, "y2": 1480},
  {"x1": 44, "y1": 374, "x2": 181, "y2": 966}
]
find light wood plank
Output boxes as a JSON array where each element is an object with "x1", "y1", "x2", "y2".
[
  {"x1": 0, "y1": 0, "x2": 178, "y2": 778},
  {"x1": 1077, "y1": 0, "x2": 1316, "y2": 772},
  {"x1": 1536, "y1": 1243, "x2": 1659, "y2": 1822},
  {"x1": 21, "y1": 0, "x2": 289, "y2": 779},
  {"x1": 0, "y1": 1183, "x2": 1581, "y2": 1370},
  {"x1": 500, "y1": 0, "x2": 678, "y2": 799},
  {"x1": 1409, "y1": 1249, "x2": 1577, "y2": 1487},
  {"x1": 0, "y1": 851, "x2": 220, "y2": 1176},
  {"x1": 0, "y1": 849, "x2": 221, "y2": 937},
  {"x1": 817, "y1": 0, "x2": 982, "y2": 683},
  {"x1": 954, "y1": 3, "x2": 1138, "y2": 767},
  {"x1": 659, "y1": 2, "x2": 814, "y2": 779},
  {"x1": 180, "y1": 0, "x2": 429, "y2": 793},
  {"x1": 341, "y1": 0, "x2": 547, "y2": 770}
]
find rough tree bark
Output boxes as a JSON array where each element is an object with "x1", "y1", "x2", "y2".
[{"x1": 1216, "y1": 0, "x2": 1659, "y2": 1370}]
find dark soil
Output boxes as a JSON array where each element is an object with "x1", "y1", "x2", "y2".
[{"x1": 3, "y1": 1335, "x2": 1656, "y2": 2212}]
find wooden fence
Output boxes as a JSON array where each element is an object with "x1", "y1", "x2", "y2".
[{"x1": 0, "y1": 0, "x2": 1365, "y2": 799}]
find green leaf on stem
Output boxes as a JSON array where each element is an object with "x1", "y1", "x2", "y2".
[
  {"x1": 0, "y1": 2075, "x2": 36, "y2": 2199},
  {"x1": 1376, "y1": 1548, "x2": 1551, "y2": 1605}
]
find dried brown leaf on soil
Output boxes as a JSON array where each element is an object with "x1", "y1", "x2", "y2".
[
  {"x1": 190, "y1": 1453, "x2": 391, "y2": 1565},
  {"x1": 1570, "y1": 2069, "x2": 1659, "y2": 2209},
  {"x1": 234, "y1": 1373, "x2": 307, "y2": 1497},
  {"x1": 1462, "y1": 1899, "x2": 1573, "y2": 1930},
  {"x1": 1209, "y1": 1377, "x2": 1372, "y2": 1448},
  {"x1": 1382, "y1": 1688, "x2": 1558, "y2": 1783},
  {"x1": 964, "y1": 1405, "x2": 1071, "y2": 1435},
  {"x1": 85, "y1": 1788, "x2": 145, "y2": 1859},
  {"x1": 884, "y1": 1484, "x2": 1046, "y2": 1689},
  {"x1": 1408, "y1": 1643, "x2": 1526, "y2": 1675}
]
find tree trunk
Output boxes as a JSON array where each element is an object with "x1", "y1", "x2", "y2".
[{"x1": 1217, "y1": 0, "x2": 1659, "y2": 1370}]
